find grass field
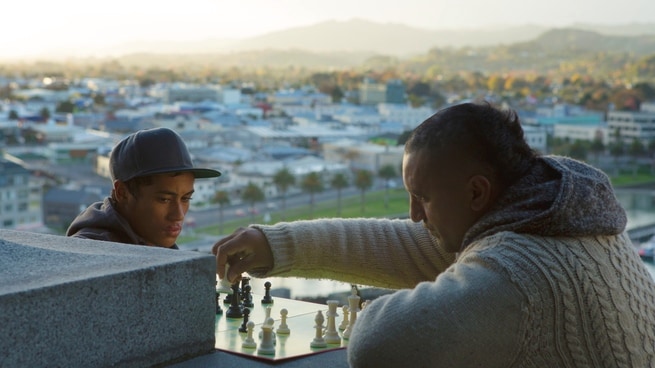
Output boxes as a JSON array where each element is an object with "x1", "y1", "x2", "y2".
[{"x1": 177, "y1": 171, "x2": 655, "y2": 245}]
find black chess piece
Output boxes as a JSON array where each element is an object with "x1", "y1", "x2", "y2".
[
  {"x1": 242, "y1": 284, "x2": 254, "y2": 308},
  {"x1": 240, "y1": 277, "x2": 251, "y2": 301},
  {"x1": 261, "y1": 281, "x2": 274, "y2": 304},
  {"x1": 238, "y1": 307, "x2": 251, "y2": 333},
  {"x1": 226, "y1": 283, "x2": 243, "y2": 318},
  {"x1": 215, "y1": 291, "x2": 223, "y2": 315}
]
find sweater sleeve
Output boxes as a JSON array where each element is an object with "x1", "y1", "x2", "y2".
[
  {"x1": 251, "y1": 217, "x2": 456, "y2": 289},
  {"x1": 347, "y1": 253, "x2": 525, "y2": 367}
]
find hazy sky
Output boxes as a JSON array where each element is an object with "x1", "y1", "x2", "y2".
[{"x1": 3, "y1": 0, "x2": 655, "y2": 58}]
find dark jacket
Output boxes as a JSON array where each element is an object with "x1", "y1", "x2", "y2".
[{"x1": 66, "y1": 197, "x2": 179, "y2": 249}]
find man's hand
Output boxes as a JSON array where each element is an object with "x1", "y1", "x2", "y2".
[{"x1": 212, "y1": 227, "x2": 274, "y2": 283}]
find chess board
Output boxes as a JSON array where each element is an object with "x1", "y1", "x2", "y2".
[{"x1": 215, "y1": 293, "x2": 349, "y2": 361}]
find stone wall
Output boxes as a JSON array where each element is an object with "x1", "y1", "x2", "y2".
[{"x1": 0, "y1": 230, "x2": 216, "y2": 367}]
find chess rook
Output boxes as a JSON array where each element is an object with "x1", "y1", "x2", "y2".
[{"x1": 324, "y1": 300, "x2": 341, "y2": 344}]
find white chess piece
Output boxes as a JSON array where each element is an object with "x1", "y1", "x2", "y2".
[
  {"x1": 339, "y1": 305, "x2": 349, "y2": 330},
  {"x1": 259, "y1": 316, "x2": 277, "y2": 343},
  {"x1": 242, "y1": 321, "x2": 257, "y2": 349},
  {"x1": 276, "y1": 308, "x2": 290, "y2": 334},
  {"x1": 343, "y1": 286, "x2": 361, "y2": 339},
  {"x1": 257, "y1": 318, "x2": 276, "y2": 355},
  {"x1": 324, "y1": 300, "x2": 341, "y2": 344},
  {"x1": 216, "y1": 264, "x2": 233, "y2": 293},
  {"x1": 310, "y1": 310, "x2": 328, "y2": 348}
]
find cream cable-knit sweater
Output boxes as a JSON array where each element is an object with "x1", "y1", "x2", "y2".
[{"x1": 251, "y1": 156, "x2": 655, "y2": 367}]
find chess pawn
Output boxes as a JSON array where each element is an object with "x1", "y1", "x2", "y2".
[
  {"x1": 259, "y1": 316, "x2": 276, "y2": 343},
  {"x1": 339, "y1": 305, "x2": 349, "y2": 331},
  {"x1": 343, "y1": 287, "x2": 361, "y2": 339},
  {"x1": 238, "y1": 307, "x2": 251, "y2": 333},
  {"x1": 276, "y1": 308, "x2": 290, "y2": 334},
  {"x1": 310, "y1": 310, "x2": 328, "y2": 348},
  {"x1": 261, "y1": 281, "x2": 274, "y2": 304},
  {"x1": 324, "y1": 300, "x2": 341, "y2": 344},
  {"x1": 241, "y1": 321, "x2": 257, "y2": 349}
]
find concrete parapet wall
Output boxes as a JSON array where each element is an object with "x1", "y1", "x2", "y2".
[{"x1": 0, "y1": 230, "x2": 216, "y2": 367}]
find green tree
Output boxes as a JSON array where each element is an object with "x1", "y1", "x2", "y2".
[
  {"x1": 590, "y1": 135, "x2": 605, "y2": 166},
  {"x1": 55, "y1": 100, "x2": 75, "y2": 114},
  {"x1": 8, "y1": 110, "x2": 19, "y2": 120},
  {"x1": 241, "y1": 182, "x2": 265, "y2": 223},
  {"x1": 568, "y1": 140, "x2": 588, "y2": 161},
  {"x1": 330, "y1": 172, "x2": 349, "y2": 216},
  {"x1": 354, "y1": 169, "x2": 373, "y2": 214},
  {"x1": 378, "y1": 164, "x2": 397, "y2": 209},
  {"x1": 211, "y1": 190, "x2": 231, "y2": 234},
  {"x1": 609, "y1": 141, "x2": 625, "y2": 176},
  {"x1": 273, "y1": 167, "x2": 295, "y2": 220},
  {"x1": 628, "y1": 139, "x2": 646, "y2": 176},
  {"x1": 39, "y1": 107, "x2": 50, "y2": 122},
  {"x1": 301, "y1": 172, "x2": 324, "y2": 219}
]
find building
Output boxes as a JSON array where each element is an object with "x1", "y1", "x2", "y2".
[
  {"x1": 385, "y1": 79, "x2": 406, "y2": 104},
  {"x1": 358, "y1": 79, "x2": 386, "y2": 105},
  {"x1": 322, "y1": 139, "x2": 404, "y2": 173},
  {"x1": 607, "y1": 104, "x2": 655, "y2": 144},
  {"x1": 0, "y1": 157, "x2": 43, "y2": 229},
  {"x1": 42, "y1": 186, "x2": 106, "y2": 230}
]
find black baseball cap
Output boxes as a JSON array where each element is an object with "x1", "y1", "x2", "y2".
[{"x1": 109, "y1": 127, "x2": 221, "y2": 182}]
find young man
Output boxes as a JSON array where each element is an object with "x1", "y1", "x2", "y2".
[
  {"x1": 213, "y1": 102, "x2": 655, "y2": 367},
  {"x1": 67, "y1": 127, "x2": 221, "y2": 249}
]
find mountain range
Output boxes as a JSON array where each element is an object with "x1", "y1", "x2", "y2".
[{"x1": 101, "y1": 19, "x2": 655, "y2": 58}]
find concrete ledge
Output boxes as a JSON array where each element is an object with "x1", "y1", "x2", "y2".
[{"x1": 0, "y1": 230, "x2": 216, "y2": 367}]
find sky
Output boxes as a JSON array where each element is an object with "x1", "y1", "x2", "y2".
[{"x1": 2, "y1": 0, "x2": 655, "y2": 59}]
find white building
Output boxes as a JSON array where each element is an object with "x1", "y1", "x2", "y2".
[
  {"x1": 522, "y1": 125, "x2": 548, "y2": 153},
  {"x1": 607, "y1": 105, "x2": 655, "y2": 144},
  {"x1": 323, "y1": 139, "x2": 404, "y2": 172},
  {"x1": 0, "y1": 156, "x2": 43, "y2": 229},
  {"x1": 377, "y1": 103, "x2": 434, "y2": 131},
  {"x1": 553, "y1": 123, "x2": 608, "y2": 144}
]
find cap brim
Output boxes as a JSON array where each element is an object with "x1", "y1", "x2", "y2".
[{"x1": 128, "y1": 167, "x2": 222, "y2": 181}]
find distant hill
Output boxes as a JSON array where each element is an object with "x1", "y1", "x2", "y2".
[
  {"x1": 229, "y1": 19, "x2": 549, "y2": 56},
  {"x1": 512, "y1": 28, "x2": 655, "y2": 55}
]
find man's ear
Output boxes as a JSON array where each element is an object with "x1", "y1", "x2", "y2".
[
  {"x1": 468, "y1": 175, "x2": 493, "y2": 213},
  {"x1": 112, "y1": 180, "x2": 129, "y2": 203}
]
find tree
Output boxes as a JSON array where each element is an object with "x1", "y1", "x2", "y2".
[
  {"x1": 241, "y1": 182, "x2": 265, "y2": 222},
  {"x1": 609, "y1": 141, "x2": 625, "y2": 176},
  {"x1": 55, "y1": 100, "x2": 75, "y2": 114},
  {"x1": 354, "y1": 169, "x2": 373, "y2": 214},
  {"x1": 330, "y1": 173, "x2": 349, "y2": 216},
  {"x1": 628, "y1": 139, "x2": 646, "y2": 176},
  {"x1": 301, "y1": 172, "x2": 324, "y2": 219},
  {"x1": 568, "y1": 140, "x2": 588, "y2": 161},
  {"x1": 590, "y1": 135, "x2": 605, "y2": 166},
  {"x1": 211, "y1": 190, "x2": 231, "y2": 234},
  {"x1": 8, "y1": 110, "x2": 19, "y2": 120},
  {"x1": 39, "y1": 107, "x2": 50, "y2": 122},
  {"x1": 273, "y1": 167, "x2": 295, "y2": 220},
  {"x1": 378, "y1": 164, "x2": 397, "y2": 209}
]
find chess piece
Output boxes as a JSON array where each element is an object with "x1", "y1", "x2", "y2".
[
  {"x1": 339, "y1": 305, "x2": 349, "y2": 331},
  {"x1": 310, "y1": 310, "x2": 328, "y2": 348},
  {"x1": 258, "y1": 318, "x2": 276, "y2": 355},
  {"x1": 240, "y1": 277, "x2": 251, "y2": 300},
  {"x1": 276, "y1": 308, "x2": 290, "y2": 334},
  {"x1": 242, "y1": 284, "x2": 254, "y2": 308},
  {"x1": 242, "y1": 320, "x2": 257, "y2": 349},
  {"x1": 324, "y1": 300, "x2": 341, "y2": 344},
  {"x1": 261, "y1": 281, "x2": 274, "y2": 304},
  {"x1": 259, "y1": 313, "x2": 276, "y2": 341},
  {"x1": 226, "y1": 282, "x2": 243, "y2": 318},
  {"x1": 239, "y1": 307, "x2": 251, "y2": 333},
  {"x1": 217, "y1": 264, "x2": 233, "y2": 293},
  {"x1": 343, "y1": 286, "x2": 361, "y2": 339},
  {"x1": 215, "y1": 291, "x2": 223, "y2": 315}
]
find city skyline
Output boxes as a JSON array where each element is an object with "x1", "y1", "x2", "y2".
[{"x1": 2, "y1": 0, "x2": 655, "y2": 60}]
